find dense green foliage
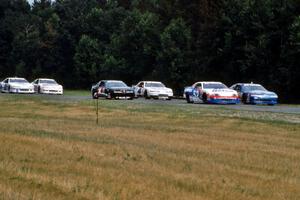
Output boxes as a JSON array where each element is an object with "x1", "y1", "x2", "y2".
[{"x1": 0, "y1": 0, "x2": 300, "y2": 102}]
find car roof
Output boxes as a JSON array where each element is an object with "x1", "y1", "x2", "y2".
[
  {"x1": 194, "y1": 81, "x2": 224, "y2": 84},
  {"x1": 38, "y1": 78, "x2": 55, "y2": 81},
  {"x1": 144, "y1": 81, "x2": 163, "y2": 84},
  {"x1": 236, "y1": 83, "x2": 262, "y2": 86},
  {"x1": 9, "y1": 77, "x2": 26, "y2": 80},
  {"x1": 104, "y1": 80, "x2": 124, "y2": 83}
]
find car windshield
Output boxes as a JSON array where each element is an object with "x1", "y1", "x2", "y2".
[
  {"x1": 40, "y1": 79, "x2": 57, "y2": 84},
  {"x1": 10, "y1": 79, "x2": 28, "y2": 83},
  {"x1": 203, "y1": 83, "x2": 227, "y2": 89},
  {"x1": 145, "y1": 82, "x2": 165, "y2": 88},
  {"x1": 106, "y1": 81, "x2": 127, "y2": 88},
  {"x1": 243, "y1": 85, "x2": 267, "y2": 92}
]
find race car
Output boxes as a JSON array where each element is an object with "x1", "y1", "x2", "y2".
[
  {"x1": 133, "y1": 81, "x2": 173, "y2": 100},
  {"x1": 0, "y1": 77, "x2": 34, "y2": 94},
  {"x1": 91, "y1": 80, "x2": 134, "y2": 99},
  {"x1": 230, "y1": 83, "x2": 278, "y2": 105},
  {"x1": 183, "y1": 81, "x2": 240, "y2": 104},
  {"x1": 31, "y1": 78, "x2": 63, "y2": 95}
]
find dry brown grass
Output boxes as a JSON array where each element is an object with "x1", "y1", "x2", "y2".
[{"x1": 0, "y1": 95, "x2": 299, "y2": 200}]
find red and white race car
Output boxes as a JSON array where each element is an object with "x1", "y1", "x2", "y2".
[{"x1": 183, "y1": 81, "x2": 240, "y2": 104}]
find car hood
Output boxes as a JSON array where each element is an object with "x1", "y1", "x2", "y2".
[
  {"x1": 248, "y1": 90, "x2": 277, "y2": 96},
  {"x1": 10, "y1": 83, "x2": 33, "y2": 88},
  {"x1": 203, "y1": 88, "x2": 237, "y2": 95},
  {"x1": 146, "y1": 87, "x2": 172, "y2": 91},
  {"x1": 40, "y1": 84, "x2": 62, "y2": 88},
  {"x1": 109, "y1": 87, "x2": 133, "y2": 90}
]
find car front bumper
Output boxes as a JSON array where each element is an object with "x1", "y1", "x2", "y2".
[
  {"x1": 148, "y1": 91, "x2": 173, "y2": 98},
  {"x1": 98, "y1": 91, "x2": 135, "y2": 98},
  {"x1": 40, "y1": 89, "x2": 63, "y2": 95},
  {"x1": 208, "y1": 98, "x2": 240, "y2": 104},
  {"x1": 250, "y1": 97, "x2": 277, "y2": 105},
  {"x1": 10, "y1": 88, "x2": 34, "y2": 94}
]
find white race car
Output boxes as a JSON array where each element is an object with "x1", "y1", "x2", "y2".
[
  {"x1": 184, "y1": 81, "x2": 240, "y2": 104},
  {"x1": 0, "y1": 77, "x2": 34, "y2": 94},
  {"x1": 32, "y1": 78, "x2": 63, "y2": 95},
  {"x1": 133, "y1": 81, "x2": 173, "y2": 100}
]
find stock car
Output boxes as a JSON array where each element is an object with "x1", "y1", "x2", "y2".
[
  {"x1": 91, "y1": 80, "x2": 134, "y2": 99},
  {"x1": 0, "y1": 77, "x2": 34, "y2": 94},
  {"x1": 133, "y1": 81, "x2": 173, "y2": 100},
  {"x1": 184, "y1": 81, "x2": 240, "y2": 104},
  {"x1": 31, "y1": 78, "x2": 63, "y2": 95},
  {"x1": 230, "y1": 83, "x2": 278, "y2": 105}
]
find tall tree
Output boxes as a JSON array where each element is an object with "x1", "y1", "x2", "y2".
[{"x1": 156, "y1": 18, "x2": 192, "y2": 93}]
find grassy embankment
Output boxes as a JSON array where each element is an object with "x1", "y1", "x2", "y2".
[{"x1": 0, "y1": 94, "x2": 299, "y2": 200}]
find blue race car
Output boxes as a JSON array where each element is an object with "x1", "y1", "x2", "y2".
[{"x1": 230, "y1": 83, "x2": 278, "y2": 105}]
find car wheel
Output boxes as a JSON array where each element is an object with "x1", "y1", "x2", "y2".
[
  {"x1": 92, "y1": 91, "x2": 98, "y2": 99},
  {"x1": 242, "y1": 93, "x2": 248, "y2": 104},
  {"x1": 202, "y1": 93, "x2": 208, "y2": 104},
  {"x1": 38, "y1": 86, "x2": 41, "y2": 94},
  {"x1": 8, "y1": 86, "x2": 11, "y2": 93},
  {"x1": 107, "y1": 92, "x2": 113, "y2": 99},
  {"x1": 144, "y1": 90, "x2": 150, "y2": 99},
  {"x1": 186, "y1": 94, "x2": 193, "y2": 103}
]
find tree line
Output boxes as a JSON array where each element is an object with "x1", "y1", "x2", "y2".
[{"x1": 1, "y1": 0, "x2": 300, "y2": 102}]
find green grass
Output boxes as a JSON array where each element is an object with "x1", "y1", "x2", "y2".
[
  {"x1": 63, "y1": 90, "x2": 90, "y2": 96},
  {"x1": 0, "y1": 94, "x2": 300, "y2": 200}
]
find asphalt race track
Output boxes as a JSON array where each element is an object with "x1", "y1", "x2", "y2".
[{"x1": 12, "y1": 93, "x2": 299, "y2": 115}]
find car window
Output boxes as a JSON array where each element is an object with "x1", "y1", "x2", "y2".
[
  {"x1": 99, "y1": 82, "x2": 105, "y2": 87},
  {"x1": 4, "y1": 79, "x2": 8, "y2": 83},
  {"x1": 194, "y1": 83, "x2": 202, "y2": 88},
  {"x1": 106, "y1": 81, "x2": 127, "y2": 88},
  {"x1": 39, "y1": 79, "x2": 57, "y2": 84},
  {"x1": 243, "y1": 85, "x2": 267, "y2": 92},
  {"x1": 145, "y1": 82, "x2": 165, "y2": 87},
  {"x1": 203, "y1": 83, "x2": 227, "y2": 89},
  {"x1": 138, "y1": 82, "x2": 144, "y2": 87},
  {"x1": 235, "y1": 85, "x2": 241, "y2": 91},
  {"x1": 10, "y1": 79, "x2": 28, "y2": 83}
]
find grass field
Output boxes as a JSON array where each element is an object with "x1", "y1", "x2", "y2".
[
  {"x1": 63, "y1": 90, "x2": 90, "y2": 96},
  {"x1": 0, "y1": 94, "x2": 299, "y2": 200}
]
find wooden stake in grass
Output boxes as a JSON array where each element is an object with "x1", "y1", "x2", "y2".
[{"x1": 96, "y1": 98, "x2": 99, "y2": 125}]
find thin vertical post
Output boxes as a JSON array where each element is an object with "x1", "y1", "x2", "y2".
[{"x1": 96, "y1": 98, "x2": 99, "y2": 125}]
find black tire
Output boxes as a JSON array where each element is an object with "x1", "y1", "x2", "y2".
[
  {"x1": 242, "y1": 93, "x2": 248, "y2": 104},
  {"x1": 38, "y1": 86, "x2": 41, "y2": 94},
  {"x1": 144, "y1": 90, "x2": 150, "y2": 99},
  {"x1": 186, "y1": 94, "x2": 193, "y2": 103},
  {"x1": 8, "y1": 86, "x2": 11, "y2": 93},
  {"x1": 92, "y1": 91, "x2": 98, "y2": 99},
  {"x1": 106, "y1": 92, "x2": 113, "y2": 99},
  {"x1": 202, "y1": 93, "x2": 207, "y2": 104}
]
